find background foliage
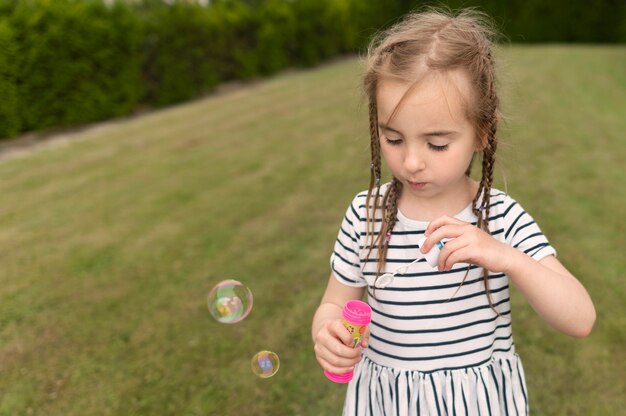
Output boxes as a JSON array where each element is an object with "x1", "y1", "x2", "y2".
[{"x1": 0, "y1": 0, "x2": 624, "y2": 139}]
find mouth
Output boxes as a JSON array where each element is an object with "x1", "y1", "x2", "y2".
[{"x1": 407, "y1": 180, "x2": 427, "y2": 190}]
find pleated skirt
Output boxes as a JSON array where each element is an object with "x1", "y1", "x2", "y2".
[{"x1": 342, "y1": 355, "x2": 529, "y2": 416}]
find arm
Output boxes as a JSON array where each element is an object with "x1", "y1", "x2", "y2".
[
  {"x1": 421, "y1": 215, "x2": 596, "y2": 338},
  {"x1": 504, "y1": 251, "x2": 595, "y2": 337},
  {"x1": 312, "y1": 274, "x2": 368, "y2": 374}
]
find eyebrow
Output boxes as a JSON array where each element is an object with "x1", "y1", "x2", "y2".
[
  {"x1": 423, "y1": 130, "x2": 458, "y2": 137},
  {"x1": 378, "y1": 123, "x2": 458, "y2": 138},
  {"x1": 378, "y1": 123, "x2": 402, "y2": 135}
]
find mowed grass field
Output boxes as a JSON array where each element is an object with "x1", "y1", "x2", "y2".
[{"x1": 0, "y1": 45, "x2": 624, "y2": 415}]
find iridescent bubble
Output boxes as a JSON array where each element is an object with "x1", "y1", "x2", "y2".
[
  {"x1": 207, "y1": 280, "x2": 253, "y2": 324},
  {"x1": 251, "y1": 350, "x2": 280, "y2": 378}
]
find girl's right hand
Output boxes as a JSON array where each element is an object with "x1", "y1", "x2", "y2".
[{"x1": 313, "y1": 319, "x2": 366, "y2": 374}]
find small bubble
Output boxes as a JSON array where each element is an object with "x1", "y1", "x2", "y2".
[
  {"x1": 251, "y1": 351, "x2": 280, "y2": 378},
  {"x1": 207, "y1": 280, "x2": 253, "y2": 324}
]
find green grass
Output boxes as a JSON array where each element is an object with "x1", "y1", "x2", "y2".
[{"x1": 0, "y1": 45, "x2": 624, "y2": 415}]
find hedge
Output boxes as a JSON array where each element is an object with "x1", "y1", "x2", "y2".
[
  {"x1": 0, "y1": 18, "x2": 19, "y2": 138},
  {"x1": 0, "y1": 0, "x2": 624, "y2": 140},
  {"x1": 6, "y1": 0, "x2": 143, "y2": 134}
]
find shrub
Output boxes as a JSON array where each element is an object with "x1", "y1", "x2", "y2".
[
  {"x1": 139, "y1": 2, "x2": 221, "y2": 105},
  {"x1": 0, "y1": 18, "x2": 19, "y2": 139},
  {"x1": 0, "y1": 0, "x2": 623, "y2": 139},
  {"x1": 8, "y1": 0, "x2": 142, "y2": 132}
]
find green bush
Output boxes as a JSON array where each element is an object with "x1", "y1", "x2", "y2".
[
  {"x1": 139, "y1": 2, "x2": 222, "y2": 106},
  {"x1": 0, "y1": 18, "x2": 20, "y2": 138},
  {"x1": 255, "y1": 0, "x2": 297, "y2": 75},
  {"x1": 219, "y1": 2, "x2": 263, "y2": 80},
  {"x1": 431, "y1": 0, "x2": 626, "y2": 42},
  {"x1": 0, "y1": 0, "x2": 623, "y2": 139},
  {"x1": 7, "y1": 0, "x2": 142, "y2": 132}
]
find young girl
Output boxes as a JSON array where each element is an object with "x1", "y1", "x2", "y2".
[{"x1": 311, "y1": 9, "x2": 595, "y2": 415}]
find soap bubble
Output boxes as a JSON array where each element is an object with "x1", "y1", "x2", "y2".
[
  {"x1": 207, "y1": 280, "x2": 253, "y2": 324},
  {"x1": 251, "y1": 351, "x2": 280, "y2": 378}
]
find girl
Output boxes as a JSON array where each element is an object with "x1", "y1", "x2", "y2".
[{"x1": 311, "y1": 9, "x2": 595, "y2": 415}]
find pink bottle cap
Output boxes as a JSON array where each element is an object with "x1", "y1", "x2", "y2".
[
  {"x1": 323, "y1": 369, "x2": 353, "y2": 383},
  {"x1": 342, "y1": 300, "x2": 372, "y2": 326}
]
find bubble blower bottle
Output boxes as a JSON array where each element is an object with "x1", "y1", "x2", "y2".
[{"x1": 324, "y1": 300, "x2": 372, "y2": 383}]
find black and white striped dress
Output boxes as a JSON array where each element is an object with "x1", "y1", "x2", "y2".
[{"x1": 330, "y1": 184, "x2": 556, "y2": 415}]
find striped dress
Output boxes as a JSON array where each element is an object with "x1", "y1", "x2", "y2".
[{"x1": 330, "y1": 184, "x2": 556, "y2": 415}]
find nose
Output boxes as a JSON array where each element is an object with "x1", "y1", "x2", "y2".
[{"x1": 403, "y1": 146, "x2": 426, "y2": 173}]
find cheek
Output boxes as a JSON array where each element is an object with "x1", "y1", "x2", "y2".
[
  {"x1": 380, "y1": 149, "x2": 395, "y2": 169},
  {"x1": 456, "y1": 153, "x2": 475, "y2": 172},
  {"x1": 455, "y1": 140, "x2": 479, "y2": 160},
  {"x1": 462, "y1": 147, "x2": 478, "y2": 165},
  {"x1": 439, "y1": 148, "x2": 475, "y2": 173},
  {"x1": 379, "y1": 142, "x2": 396, "y2": 162}
]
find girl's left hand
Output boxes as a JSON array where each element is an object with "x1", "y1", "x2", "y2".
[{"x1": 421, "y1": 215, "x2": 513, "y2": 273}]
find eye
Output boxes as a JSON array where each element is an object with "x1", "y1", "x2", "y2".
[
  {"x1": 384, "y1": 136, "x2": 403, "y2": 146},
  {"x1": 428, "y1": 143, "x2": 449, "y2": 152}
]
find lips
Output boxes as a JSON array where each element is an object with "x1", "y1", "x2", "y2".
[{"x1": 407, "y1": 181, "x2": 427, "y2": 190}]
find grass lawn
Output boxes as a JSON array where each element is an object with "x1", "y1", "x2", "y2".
[{"x1": 0, "y1": 45, "x2": 624, "y2": 415}]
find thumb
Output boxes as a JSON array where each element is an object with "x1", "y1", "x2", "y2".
[{"x1": 331, "y1": 320, "x2": 355, "y2": 347}]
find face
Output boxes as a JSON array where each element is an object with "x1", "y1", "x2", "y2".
[{"x1": 376, "y1": 70, "x2": 481, "y2": 203}]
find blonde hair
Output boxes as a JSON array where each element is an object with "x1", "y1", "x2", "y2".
[{"x1": 363, "y1": 8, "x2": 501, "y2": 307}]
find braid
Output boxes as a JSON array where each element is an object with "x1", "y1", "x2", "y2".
[
  {"x1": 372, "y1": 177, "x2": 402, "y2": 297},
  {"x1": 365, "y1": 99, "x2": 381, "y2": 259},
  {"x1": 470, "y1": 42, "x2": 501, "y2": 314},
  {"x1": 364, "y1": 92, "x2": 404, "y2": 297}
]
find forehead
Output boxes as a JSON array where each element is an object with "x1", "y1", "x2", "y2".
[{"x1": 376, "y1": 70, "x2": 473, "y2": 129}]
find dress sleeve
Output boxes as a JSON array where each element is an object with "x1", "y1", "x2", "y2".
[
  {"x1": 501, "y1": 194, "x2": 557, "y2": 261},
  {"x1": 329, "y1": 194, "x2": 366, "y2": 287}
]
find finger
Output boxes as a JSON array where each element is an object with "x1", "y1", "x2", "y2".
[
  {"x1": 316, "y1": 331, "x2": 362, "y2": 360},
  {"x1": 317, "y1": 356, "x2": 356, "y2": 375},
  {"x1": 442, "y1": 247, "x2": 474, "y2": 272},
  {"x1": 315, "y1": 343, "x2": 362, "y2": 368},
  {"x1": 361, "y1": 327, "x2": 370, "y2": 348},
  {"x1": 438, "y1": 237, "x2": 470, "y2": 271},
  {"x1": 421, "y1": 224, "x2": 465, "y2": 253},
  {"x1": 329, "y1": 320, "x2": 360, "y2": 348},
  {"x1": 425, "y1": 215, "x2": 464, "y2": 236}
]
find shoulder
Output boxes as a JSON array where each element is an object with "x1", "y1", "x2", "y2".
[
  {"x1": 345, "y1": 183, "x2": 392, "y2": 220},
  {"x1": 343, "y1": 190, "x2": 367, "y2": 222},
  {"x1": 486, "y1": 188, "x2": 513, "y2": 215},
  {"x1": 487, "y1": 188, "x2": 536, "y2": 220},
  {"x1": 486, "y1": 188, "x2": 553, "y2": 246},
  {"x1": 484, "y1": 188, "x2": 536, "y2": 234}
]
